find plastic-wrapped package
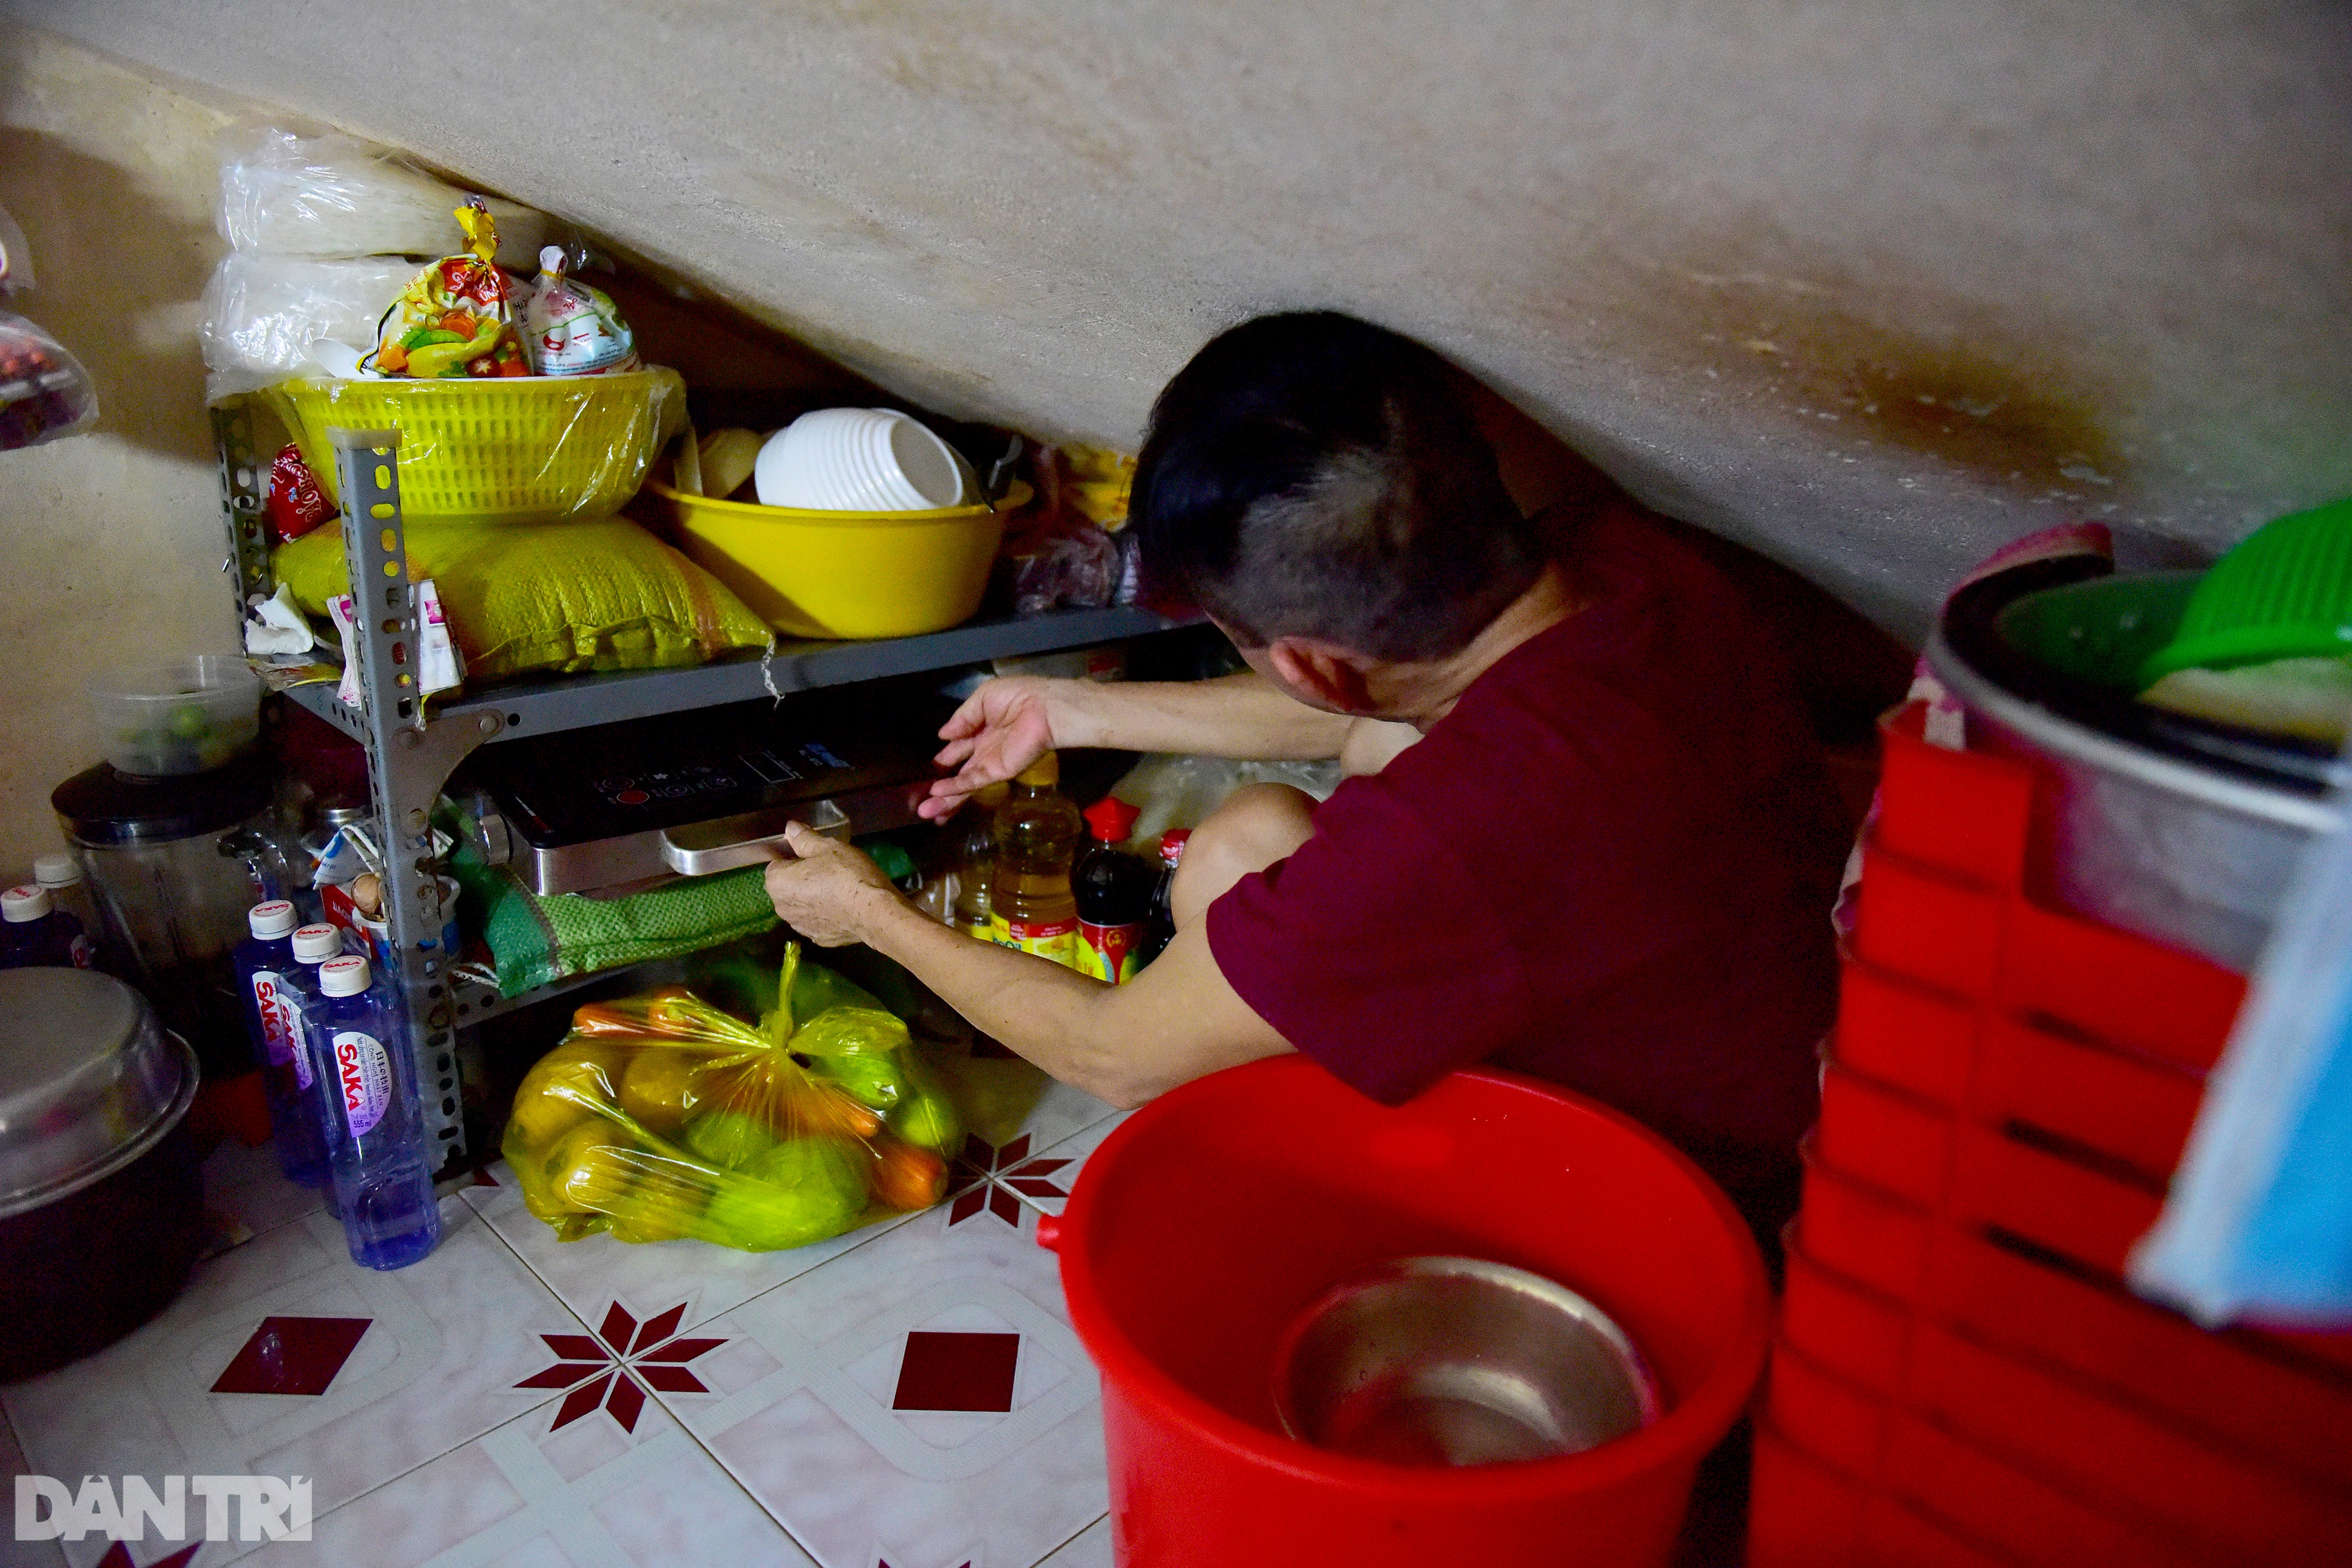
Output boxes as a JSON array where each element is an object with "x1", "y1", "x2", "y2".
[
  {"x1": 519, "y1": 246, "x2": 639, "y2": 376},
  {"x1": 199, "y1": 253, "x2": 412, "y2": 397},
  {"x1": 502, "y1": 947, "x2": 971, "y2": 1249},
  {"x1": 218, "y1": 126, "x2": 545, "y2": 264},
  {"x1": 272, "y1": 513, "x2": 771, "y2": 681},
  {"x1": 368, "y1": 205, "x2": 527, "y2": 379},
  {"x1": 1007, "y1": 511, "x2": 1122, "y2": 614},
  {"x1": 1001, "y1": 442, "x2": 1137, "y2": 614},
  {"x1": 264, "y1": 444, "x2": 336, "y2": 543},
  {"x1": 0, "y1": 313, "x2": 98, "y2": 450},
  {"x1": 0, "y1": 201, "x2": 29, "y2": 295}
]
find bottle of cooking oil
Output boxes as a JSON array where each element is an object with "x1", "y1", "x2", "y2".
[
  {"x1": 990, "y1": 753, "x2": 1083, "y2": 967},
  {"x1": 951, "y1": 781, "x2": 1010, "y2": 939}
]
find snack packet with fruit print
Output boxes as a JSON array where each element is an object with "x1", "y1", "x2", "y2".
[{"x1": 365, "y1": 201, "x2": 529, "y2": 379}]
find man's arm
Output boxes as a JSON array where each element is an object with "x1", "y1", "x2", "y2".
[
  {"x1": 1059, "y1": 672, "x2": 1359, "y2": 758},
  {"x1": 764, "y1": 823, "x2": 1292, "y2": 1105},
  {"x1": 923, "y1": 672, "x2": 1357, "y2": 818}
]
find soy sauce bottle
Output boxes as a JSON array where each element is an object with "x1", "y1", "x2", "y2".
[
  {"x1": 1074, "y1": 797, "x2": 1149, "y2": 984},
  {"x1": 1136, "y1": 828, "x2": 1191, "y2": 969}
]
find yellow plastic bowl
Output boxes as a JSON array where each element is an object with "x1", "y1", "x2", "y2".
[
  {"x1": 653, "y1": 479, "x2": 1023, "y2": 640},
  {"x1": 262, "y1": 369, "x2": 686, "y2": 526}
]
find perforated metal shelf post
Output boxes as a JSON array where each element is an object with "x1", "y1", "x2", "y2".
[{"x1": 324, "y1": 426, "x2": 503, "y2": 1172}]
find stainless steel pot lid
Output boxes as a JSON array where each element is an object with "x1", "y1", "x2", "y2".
[{"x1": 0, "y1": 968, "x2": 197, "y2": 1218}]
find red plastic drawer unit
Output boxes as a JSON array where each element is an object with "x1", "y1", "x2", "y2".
[
  {"x1": 1818, "y1": 1055, "x2": 2181, "y2": 1277},
  {"x1": 1835, "y1": 959, "x2": 1975, "y2": 1104},
  {"x1": 1871, "y1": 711, "x2": 2034, "y2": 887},
  {"x1": 1816, "y1": 1061, "x2": 1953, "y2": 1208},
  {"x1": 1777, "y1": 1249, "x2": 2352, "y2": 1561},
  {"x1": 1946, "y1": 1120, "x2": 2162, "y2": 1276},
  {"x1": 1862, "y1": 703, "x2": 2250, "y2": 1059},
  {"x1": 1902, "y1": 1319, "x2": 2352, "y2": 1563},
  {"x1": 2267, "y1": 1322, "x2": 2352, "y2": 1382},
  {"x1": 1972, "y1": 1012, "x2": 2203, "y2": 1181},
  {"x1": 1763, "y1": 1339, "x2": 2207, "y2": 1568},
  {"x1": 1796, "y1": 1145, "x2": 1932, "y2": 1301},
  {"x1": 1836, "y1": 958, "x2": 2210, "y2": 1182},
  {"x1": 1787, "y1": 1183, "x2": 2352, "y2": 1493},
  {"x1": 1994, "y1": 898, "x2": 2244, "y2": 1072},
  {"x1": 1749, "y1": 1425, "x2": 2017, "y2": 1568},
  {"x1": 1780, "y1": 1241, "x2": 1911, "y2": 1392},
  {"x1": 1877, "y1": 1409, "x2": 2208, "y2": 1568},
  {"x1": 1767, "y1": 1332, "x2": 1887, "y2": 1477},
  {"x1": 1852, "y1": 849, "x2": 2006, "y2": 997},
  {"x1": 1920, "y1": 1226, "x2": 2352, "y2": 1489},
  {"x1": 1749, "y1": 1421, "x2": 1868, "y2": 1567}
]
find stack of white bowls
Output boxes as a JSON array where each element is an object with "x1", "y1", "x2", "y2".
[{"x1": 753, "y1": 408, "x2": 977, "y2": 512}]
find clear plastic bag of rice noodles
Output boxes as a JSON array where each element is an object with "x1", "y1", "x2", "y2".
[{"x1": 503, "y1": 945, "x2": 978, "y2": 1249}]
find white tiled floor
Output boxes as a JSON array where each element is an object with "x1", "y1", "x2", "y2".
[{"x1": 3, "y1": 1091, "x2": 1128, "y2": 1568}]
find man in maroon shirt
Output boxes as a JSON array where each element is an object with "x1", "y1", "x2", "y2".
[{"x1": 765, "y1": 312, "x2": 1849, "y2": 1240}]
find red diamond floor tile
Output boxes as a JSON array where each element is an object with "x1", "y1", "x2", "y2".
[
  {"x1": 209, "y1": 1316, "x2": 373, "y2": 1396},
  {"x1": 891, "y1": 1330, "x2": 1022, "y2": 1413}
]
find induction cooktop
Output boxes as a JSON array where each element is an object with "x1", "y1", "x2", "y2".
[{"x1": 455, "y1": 683, "x2": 953, "y2": 895}]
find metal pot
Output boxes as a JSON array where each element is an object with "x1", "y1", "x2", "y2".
[
  {"x1": 0, "y1": 967, "x2": 203, "y2": 1381},
  {"x1": 1270, "y1": 1255, "x2": 1661, "y2": 1467},
  {"x1": 1927, "y1": 560, "x2": 2344, "y2": 973}
]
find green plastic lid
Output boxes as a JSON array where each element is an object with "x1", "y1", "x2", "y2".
[{"x1": 2139, "y1": 497, "x2": 2352, "y2": 686}]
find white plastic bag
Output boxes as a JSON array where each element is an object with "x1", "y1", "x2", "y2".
[
  {"x1": 1110, "y1": 753, "x2": 1342, "y2": 851},
  {"x1": 199, "y1": 253, "x2": 412, "y2": 397},
  {"x1": 218, "y1": 126, "x2": 545, "y2": 264}
]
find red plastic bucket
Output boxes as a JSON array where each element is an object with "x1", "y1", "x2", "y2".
[{"x1": 1038, "y1": 1057, "x2": 1770, "y2": 1566}]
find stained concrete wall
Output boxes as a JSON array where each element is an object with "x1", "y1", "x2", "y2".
[
  {"x1": 17, "y1": 0, "x2": 2346, "y2": 637},
  {"x1": 0, "y1": 30, "x2": 236, "y2": 876},
  {"x1": 0, "y1": 5, "x2": 2346, "y2": 867}
]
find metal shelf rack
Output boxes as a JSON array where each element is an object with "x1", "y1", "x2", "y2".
[{"x1": 216, "y1": 403, "x2": 1178, "y2": 1172}]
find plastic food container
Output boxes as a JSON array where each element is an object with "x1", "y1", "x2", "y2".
[
  {"x1": 88, "y1": 654, "x2": 262, "y2": 777},
  {"x1": 0, "y1": 968, "x2": 202, "y2": 1380},
  {"x1": 654, "y1": 479, "x2": 1023, "y2": 640},
  {"x1": 260, "y1": 367, "x2": 685, "y2": 526}
]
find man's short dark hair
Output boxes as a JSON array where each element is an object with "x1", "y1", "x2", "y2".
[{"x1": 1130, "y1": 311, "x2": 1544, "y2": 663}]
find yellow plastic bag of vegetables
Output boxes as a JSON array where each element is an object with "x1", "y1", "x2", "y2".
[{"x1": 503, "y1": 945, "x2": 968, "y2": 1249}]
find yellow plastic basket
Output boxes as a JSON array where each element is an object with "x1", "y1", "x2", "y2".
[
  {"x1": 654, "y1": 479, "x2": 1023, "y2": 640},
  {"x1": 262, "y1": 368, "x2": 686, "y2": 526}
]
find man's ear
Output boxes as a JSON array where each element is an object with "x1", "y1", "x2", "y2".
[{"x1": 1267, "y1": 637, "x2": 1375, "y2": 714}]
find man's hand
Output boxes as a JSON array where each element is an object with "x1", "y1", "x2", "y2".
[
  {"x1": 761, "y1": 822, "x2": 901, "y2": 946},
  {"x1": 922, "y1": 677, "x2": 1093, "y2": 820}
]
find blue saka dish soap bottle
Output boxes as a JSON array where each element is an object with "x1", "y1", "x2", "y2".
[{"x1": 311, "y1": 953, "x2": 440, "y2": 1269}]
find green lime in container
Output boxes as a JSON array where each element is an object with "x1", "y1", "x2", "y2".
[{"x1": 2139, "y1": 497, "x2": 2352, "y2": 686}]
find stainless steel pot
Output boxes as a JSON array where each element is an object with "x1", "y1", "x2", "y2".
[
  {"x1": 1927, "y1": 563, "x2": 2343, "y2": 973},
  {"x1": 0, "y1": 967, "x2": 203, "y2": 1380},
  {"x1": 1270, "y1": 1255, "x2": 1661, "y2": 1467}
]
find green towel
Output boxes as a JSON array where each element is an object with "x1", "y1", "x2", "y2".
[{"x1": 450, "y1": 848, "x2": 780, "y2": 998}]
